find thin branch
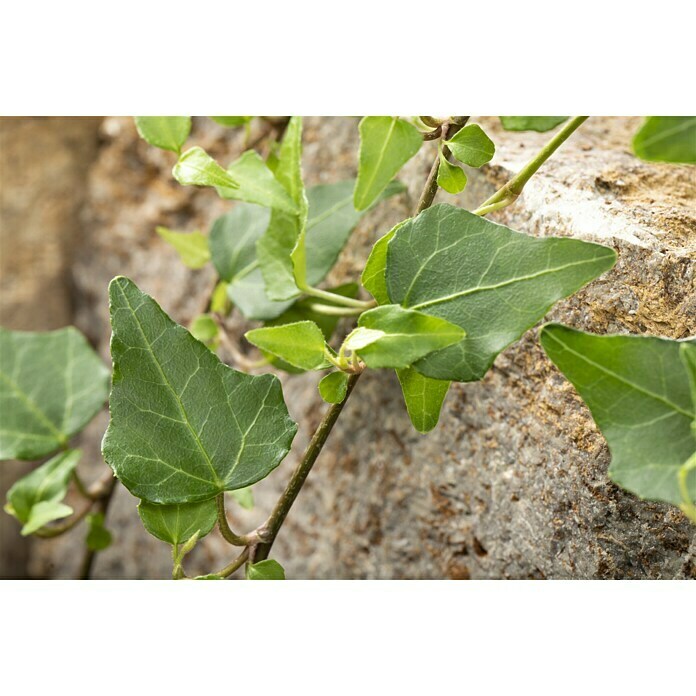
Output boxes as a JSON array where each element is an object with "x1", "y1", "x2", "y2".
[{"x1": 78, "y1": 476, "x2": 118, "y2": 579}]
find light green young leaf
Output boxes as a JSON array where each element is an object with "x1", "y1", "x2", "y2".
[
  {"x1": 445, "y1": 124, "x2": 495, "y2": 168},
  {"x1": 540, "y1": 325, "x2": 696, "y2": 506},
  {"x1": 4, "y1": 449, "x2": 81, "y2": 534},
  {"x1": 138, "y1": 498, "x2": 218, "y2": 545},
  {"x1": 134, "y1": 117, "x2": 191, "y2": 153},
  {"x1": 102, "y1": 277, "x2": 297, "y2": 504},
  {"x1": 156, "y1": 227, "x2": 210, "y2": 269},
  {"x1": 632, "y1": 116, "x2": 696, "y2": 164},
  {"x1": 319, "y1": 371, "x2": 350, "y2": 404},
  {"x1": 210, "y1": 116, "x2": 252, "y2": 127},
  {"x1": 436, "y1": 150, "x2": 467, "y2": 194},
  {"x1": 245, "y1": 321, "x2": 328, "y2": 371},
  {"x1": 210, "y1": 281, "x2": 231, "y2": 315},
  {"x1": 246, "y1": 558, "x2": 286, "y2": 580},
  {"x1": 0, "y1": 328, "x2": 109, "y2": 460},
  {"x1": 350, "y1": 305, "x2": 465, "y2": 369},
  {"x1": 354, "y1": 116, "x2": 422, "y2": 210},
  {"x1": 218, "y1": 150, "x2": 297, "y2": 214},
  {"x1": 361, "y1": 222, "x2": 407, "y2": 305},
  {"x1": 230, "y1": 487, "x2": 254, "y2": 510},
  {"x1": 173, "y1": 146, "x2": 240, "y2": 191},
  {"x1": 22, "y1": 501, "x2": 73, "y2": 536},
  {"x1": 499, "y1": 117, "x2": 568, "y2": 132},
  {"x1": 189, "y1": 314, "x2": 219, "y2": 349},
  {"x1": 386, "y1": 204, "x2": 617, "y2": 382},
  {"x1": 396, "y1": 368, "x2": 451, "y2": 434},
  {"x1": 86, "y1": 512, "x2": 112, "y2": 551}
]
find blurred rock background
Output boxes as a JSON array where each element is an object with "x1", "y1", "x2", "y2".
[{"x1": 1, "y1": 116, "x2": 694, "y2": 579}]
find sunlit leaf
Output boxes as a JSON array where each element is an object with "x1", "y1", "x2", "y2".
[
  {"x1": 245, "y1": 321, "x2": 328, "y2": 371},
  {"x1": 156, "y1": 227, "x2": 210, "y2": 269},
  {"x1": 445, "y1": 124, "x2": 495, "y2": 168},
  {"x1": 135, "y1": 116, "x2": 191, "y2": 153},
  {"x1": 436, "y1": 151, "x2": 467, "y2": 193},
  {"x1": 173, "y1": 146, "x2": 239, "y2": 191},
  {"x1": 318, "y1": 371, "x2": 350, "y2": 404},
  {"x1": 632, "y1": 116, "x2": 696, "y2": 164},
  {"x1": 499, "y1": 117, "x2": 568, "y2": 132}
]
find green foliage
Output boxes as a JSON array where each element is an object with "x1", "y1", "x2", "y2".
[
  {"x1": 385, "y1": 204, "x2": 617, "y2": 382},
  {"x1": 156, "y1": 227, "x2": 210, "y2": 269},
  {"x1": 134, "y1": 116, "x2": 191, "y2": 153},
  {"x1": 86, "y1": 512, "x2": 112, "y2": 551},
  {"x1": 396, "y1": 369, "x2": 450, "y2": 434},
  {"x1": 499, "y1": 117, "x2": 568, "y2": 132},
  {"x1": 245, "y1": 321, "x2": 328, "y2": 371},
  {"x1": 210, "y1": 116, "x2": 252, "y2": 127},
  {"x1": 632, "y1": 116, "x2": 696, "y2": 164},
  {"x1": 349, "y1": 305, "x2": 465, "y2": 369},
  {"x1": 173, "y1": 146, "x2": 240, "y2": 191},
  {"x1": 354, "y1": 116, "x2": 422, "y2": 210},
  {"x1": 4, "y1": 449, "x2": 80, "y2": 535},
  {"x1": 230, "y1": 487, "x2": 254, "y2": 510},
  {"x1": 361, "y1": 222, "x2": 404, "y2": 304},
  {"x1": 220, "y1": 150, "x2": 297, "y2": 213},
  {"x1": 138, "y1": 498, "x2": 218, "y2": 545},
  {"x1": 189, "y1": 314, "x2": 219, "y2": 349},
  {"x1": 540, "y1": 325, "x2": 696, "y2": 506},
  {"x1": 436, "y1": 150, "x2": 467, "y2": 194},
  {"x1": 445, "y1": 124, "x2": 495, "y2": 167},
  {"x1": 246, "y1": 558, "x2": 286, "y2": 580},
  {"x1": 102, "y1": 277, "x2": 297, "y2": 504},
  {"x1": 318, "y1": 371, "x2": 350, "y2": 404},
  {"x1": 0, "y1": 327, "x2": 109, "y2": 460}
]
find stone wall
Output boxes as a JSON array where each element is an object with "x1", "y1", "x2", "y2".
[{"x1": 5, "y1": 116, "x2": 694, "y2": 579}]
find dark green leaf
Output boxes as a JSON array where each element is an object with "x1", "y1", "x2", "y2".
[
  {"x1": 0, "y1": 327, "x2": 109, "y2": 460},
  {"x1": 4, "y1": 449, "x2": 80, "y2": 535},
  {"x1": 499, "y1": 117, "x2": 568, "y2": 132},
  {"x1": 173, "y1": 147, "x2": 240, "y2": 191},
  {"x1": 135, "y1": 117, "x2": 191, "y2": 153},
  {"x1": 156, "y1": 227, "x2": 210, "y2": 269},
  {"x1": 540, "y1": 324, "x2": 696, "y2": 506},
  {"x1": 396, "y1": 368, "x2": 450, "y2": 434},
  {"x1": 210, "y1": 116, "x2": 252, "y2": 127},
  {"x1": 445, "y1": 124, "x2": 495, "y2": 168},
  {"x1": 246, "y1": 558, "x2": 286, "y2": 580},
  {"x1": 436, "y1": 151, "x2": 467, "y2": 194},
  {"x1": 245, "y1": 321, "x2": 328, "y2": 371},
  {"x1": 86, "y1": 512, "x2": 112, "y2": 551},
  {"x1": 386, "y1": 204, "x2": 617, "y2": 382},
  {"x1": 138, "y1": 498, "x2": 218, "y2": 545},
  {"x1": 319, "y1": 371, "x2": 350, "y2": 404},
  {"x1": 102, "y1": 277, "x2": 297, "y2": 504},
  {"x1": 632, "y1": 116, "x2": 696, "y2": 164},
  {"x1": 348, "y1": 305, "x2": 465, "y2": 369},
  {"x1": 218, "y1": 150, "x2": 297, "y2": 213},
  {"x1": 354, "y1": 116, "x2": 422, "y2": 210}
]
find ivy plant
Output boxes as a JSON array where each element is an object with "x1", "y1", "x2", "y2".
[{"x1": 2, "y1": 114, "x2": 693, "y2": 580}]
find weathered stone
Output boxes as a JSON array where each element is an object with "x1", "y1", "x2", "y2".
[{"x1": 19, "y1": 116, "x2": 695, "y2": 579}]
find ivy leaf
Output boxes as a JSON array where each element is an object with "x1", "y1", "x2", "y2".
[
  {"x1": 0, "y1": 327, "x2": 109, "y2": 460},
  {"x1": 218, "y1": 150, "x2": 297, "y2": 214},
  {"x1": 632, "y1": 116, "x2": 696, "y2": 164},
  {"x1": 245, "y1": 321, "x2": 328, "y2": 371},
  {"x1": 445, "y1": 124, "x2": 495, "y2": 168},
  {"x1": 138, "y1": 498, "x2": 218, "y2": 545},
  {"x1": 86, "y1": 512, "x2": 112, "y2": 551},
  {"x1": 318, "y1": 371, "x2": 350, "y2": 404},
  {"x1": 156, "y1": 227, "x2": 210, "y2": 269},
  {"x1": 4, "y1": 449, "x2": 80, "y2": 535},
  {"x1": 353, "y1": 116, "x2": 423, "y2": 210},
  {"x1": 173, "y1": 146, "x2": 240, "y2": 191},
  {"x1": 134, "y1": 116, "x2": 191, "y2": 154},
  {"x1": 189, "y1": 314, "x2": 219, "y2": 349},
  {"x1": 354, "y1": 116, "x2": 423, "y2": 211},
  {"x1": 230, "y1": 487, "x2": 254, "y2": 510},
  {"x1": 246, "y1": 558, "x2": 286, "y2": 580},
  {"x1": 436, "y1": 151, "x2": 467, "y2": 194},
  {"x1": 681, "y1": 343, "x2": 696, "y2": 426},
  {"x1": 386, "y1": 204, "x2": 617, "y2": 382},
  {"x1": 361, "y1": 222, "x2": 406, "y2": 305},
  {"x1": 396, "y1": 368, "x2": 450, "y2": 434},
  {"x1": 210, "y1": 281, "x2": 231, "y2": 315},
  {"x1": 102, "y1": 277, "x2": 297, "y2": 504},
  {"x1": 210, "y1": 116, "x2": 252, "y2": 127},
  {"x1": 348, "y1": 305, "x2": 465, "y2": 369},
  {"x1": 499, "y1": 117, "x2": 568, "y2": 132},
  {"x1": 540, "y1": 325, "x2": 696, "y2": 506}
]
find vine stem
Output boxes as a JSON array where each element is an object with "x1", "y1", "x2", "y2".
[
  {"x1": 215, "y1": 492, "x2": 253, "y2": 546},
  {"x1": 472, "y1": 116, "x2": 588, "y2": 215},
  {"x1": 78, "y1": 476, "x2": 118, "y2": 579}
]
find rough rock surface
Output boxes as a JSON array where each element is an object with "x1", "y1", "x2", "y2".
[{"x1": 16, "y1": 116, "x2": 696, "y2": 579}]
